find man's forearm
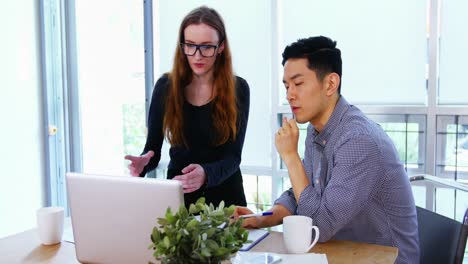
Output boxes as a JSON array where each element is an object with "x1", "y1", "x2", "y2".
[
  {"x1": 257, "y1": 204, "x2": 292, "y2": 228},
  {"x1": 283, "y1": 153, "x2": 310, "y2": 202}
]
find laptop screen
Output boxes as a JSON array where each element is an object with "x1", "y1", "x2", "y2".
[{"x1": 66, "y1": 172, "x2": 183, "y2": 264}]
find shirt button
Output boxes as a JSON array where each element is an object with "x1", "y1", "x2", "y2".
[
  {"x1": 315, "y1": 179, "x2": 320, "y2": 184},
  {"x1": 323, "y1": 140, "x2": 327, "y2": 144}
]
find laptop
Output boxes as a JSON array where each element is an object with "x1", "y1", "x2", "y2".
[{"x1": 66, "y1": 172, "x2": 184, "y2": 264}]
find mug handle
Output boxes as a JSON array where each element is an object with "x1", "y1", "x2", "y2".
[{"x1": 306, "y1": 226, "x2": 320, "y2": 252}]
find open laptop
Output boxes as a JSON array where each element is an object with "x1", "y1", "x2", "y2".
[{"x1": 66, "y1": 172, "x2": 184, "y2": 264}]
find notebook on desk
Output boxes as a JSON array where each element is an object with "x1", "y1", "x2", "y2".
[
  {"x1": 66, "y1": 172, "x2": 184, "y2": 264},
  {"x1": 240, "y1": 229, "x2": 270, "y2": 251}
]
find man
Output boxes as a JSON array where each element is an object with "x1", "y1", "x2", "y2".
[{"x1": 235, "y1": 36, "x2": 419, "y2": 263}]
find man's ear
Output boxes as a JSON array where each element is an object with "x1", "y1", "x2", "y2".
[{"x1": 325, "y1": 73, "x2": 340, "y2": 96}]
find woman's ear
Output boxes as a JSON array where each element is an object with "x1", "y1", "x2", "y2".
[
  {"x1": 218, "y1": 41, "x2": 225, "y2": 54},
  {"x1": 325, "y1": 73, "x2": 340, "y2": 96}
]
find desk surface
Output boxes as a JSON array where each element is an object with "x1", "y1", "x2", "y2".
[
  {"x1": 257, "y1": 232, "x2": 398, "y2": 264},
  {"x1": 0, "y1": 228, "x2": 398, "y2": 264}
]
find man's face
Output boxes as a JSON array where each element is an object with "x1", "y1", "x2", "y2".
[{"x1": 282, "y1": 58, "x2": 329, "y2": 125}]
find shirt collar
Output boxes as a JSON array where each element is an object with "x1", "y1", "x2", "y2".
[{"x1": 312, "y1": 96, "x2": 350, "y2": 147}]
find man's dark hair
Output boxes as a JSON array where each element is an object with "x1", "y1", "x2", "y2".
[{"x1": 282, "y1": 36, "x2": 342, "y2": 94}]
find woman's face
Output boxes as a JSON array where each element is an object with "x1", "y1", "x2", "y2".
[{"x1": 183, "y1": 23, "x2": 224, "y2": 78}]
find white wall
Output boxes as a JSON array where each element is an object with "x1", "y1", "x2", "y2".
[{"x1": 0, "y1": 1, "x2": 45, "y2": 238}]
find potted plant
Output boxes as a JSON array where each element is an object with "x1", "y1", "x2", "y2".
[{"x1": 149, "y1": 197, "x2": 249, "y2": 264}]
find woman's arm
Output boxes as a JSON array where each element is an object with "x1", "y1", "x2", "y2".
[{"x1": 139, "y1": 75, "x2": 169, "y2": 176}]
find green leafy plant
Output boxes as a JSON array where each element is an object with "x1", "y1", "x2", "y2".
[{"x1": 149, "y1": 197, "x2": 249, "y2": 264}]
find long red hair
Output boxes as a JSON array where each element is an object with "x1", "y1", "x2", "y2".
[{"x1": 163, "y1": 6, "x2": 237, "y2": 147}]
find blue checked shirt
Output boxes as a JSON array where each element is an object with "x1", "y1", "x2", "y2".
[{"x1": 275, "y1": 97, "x2": 420, "y2": 264}]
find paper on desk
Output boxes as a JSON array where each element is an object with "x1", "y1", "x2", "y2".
[{"x1": 231, "y1": 251, "x2": 328, "y2": 264}]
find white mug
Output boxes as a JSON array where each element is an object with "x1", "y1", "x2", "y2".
[
  {"x1": 283, "y1": 215, "x2": 320, "y2": 254},
  {"x1": 37, "y1": 207, "x2": 64, "y2": 245}
]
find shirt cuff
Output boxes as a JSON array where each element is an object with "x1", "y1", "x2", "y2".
[{"x1": 274, "y1": 188, "x2": 297, "y2": 214}]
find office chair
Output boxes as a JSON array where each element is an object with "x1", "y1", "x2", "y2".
[{"x1": 410, "y1": 174, "x2": 468, "y2": 264}]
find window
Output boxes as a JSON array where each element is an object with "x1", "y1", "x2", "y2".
[
  {"x1": 435, "y1": 115, "x2": 468, "y2": 219},
  {"x1": 436, "y1": 115, "x2": 468, "y2": 181},
  {"x1": 278, "y1": 0, "x2": 428, "y2": 105},
  {"x1": 74, "y1": 1, "x2": 146, "y2": 175},
  {"x1": 438, "y1": 0, "x2": 468, "y2": 105},
  {"x1": 368, "y1": 114, "x2": 426, "y2": 175},
  {"x1": 244, "y1": 174, "x2": 273, "y2": 213},
  {"x1": 433, "y1": 0, "x2": 468, "y2": 230}
]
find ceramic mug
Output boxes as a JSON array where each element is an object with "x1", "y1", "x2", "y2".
[
  {"x1": 37, "y1": 206, "x2": 64, "y2": 245},
  {"x1": 283, "y1": 215, "x2": 320, "y2": 254}
]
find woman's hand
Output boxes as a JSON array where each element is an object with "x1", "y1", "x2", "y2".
[
  {"x1": 173, "y1": 164, "x2": 207, "y2": 193},
  {"x1": 124, "y1": 151, "x2": 154, "y2": 176}
]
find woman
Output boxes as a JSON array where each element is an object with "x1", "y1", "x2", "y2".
[{"x1": 125, "y1": 6, "x2": 250, "y2": 208}]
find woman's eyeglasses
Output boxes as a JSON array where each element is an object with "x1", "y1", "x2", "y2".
[{"x1": 180, "y1": 42, "x2": 220, "y2": 57}]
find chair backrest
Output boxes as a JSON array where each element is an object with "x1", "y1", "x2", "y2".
[
  {"x1": 456, "y1": 209, "x2": 468, "y2": 263},
  {"x1": 409, "y1": 174, "x2": 468, "y2": 264},
  {"x1": 416, "y1": 206, "x2": 467, "y2": 264}
]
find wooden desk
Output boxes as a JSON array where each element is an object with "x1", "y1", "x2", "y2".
[
  {"x1": 0, "y1": 229, "x2": 79, "y2": 264},
  {"x1": 0, "y1": 228, "x2": 398, "y2": 264},
  {"x1": 254, "y1": 231, "x2": 398, "y2": 264}
]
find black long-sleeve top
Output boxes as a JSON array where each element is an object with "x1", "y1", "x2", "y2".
[{"x1": 140, "y1": 74, "x2": 250, "y2": 207}]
